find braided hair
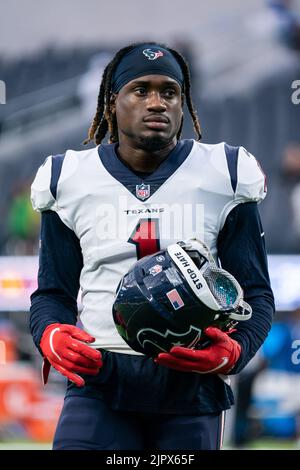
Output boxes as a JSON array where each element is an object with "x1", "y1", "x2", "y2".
[{"x1": 84, "y1": 42, "x2": 201, "y2": 146}]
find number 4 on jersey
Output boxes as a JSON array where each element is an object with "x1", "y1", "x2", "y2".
[{"x1": 128, "y1": 218, "x2": 160, "y2": 260}]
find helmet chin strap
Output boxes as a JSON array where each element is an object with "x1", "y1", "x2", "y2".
[{"x1": 228, "y1": 300, "x2": 252, "y2": 321}]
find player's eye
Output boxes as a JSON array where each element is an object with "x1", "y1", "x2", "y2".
[
  {"x1": 134, "y1": 87, "x2": 147, "y2": 95},
  {"x1": 163, "y1": 88, "x2": 176, "y2": 98}
]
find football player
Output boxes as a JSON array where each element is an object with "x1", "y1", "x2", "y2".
[{"x1": 30, "y1": 42, "x2": 275, "y2": 450}]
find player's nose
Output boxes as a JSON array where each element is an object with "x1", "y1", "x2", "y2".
[{"x1": 146, "y1": 91, "x2": 167, "y2": 112}]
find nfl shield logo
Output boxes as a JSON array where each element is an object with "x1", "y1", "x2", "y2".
[
  {"x1": 136, "y1": 183, "x2": 150, "y2": 200},
  {"x1": 166, "y1": 289, "x2": 185, "y2": 310}
]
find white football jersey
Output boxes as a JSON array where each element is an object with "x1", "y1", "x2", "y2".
[{"x1": 31, "y1": 139, "x2": 266, "y2": 354}]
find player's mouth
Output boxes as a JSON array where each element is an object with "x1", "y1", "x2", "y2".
[{"x1": 143, "y1": 115, "x2": 169, "y2": 130}]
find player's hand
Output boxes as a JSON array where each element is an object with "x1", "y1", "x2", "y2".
[
  {"x1": 154, "y1": 327, "x2": 241, "y2": 374},
  {"x1": 40, "y1": 323, "x2": 103, "y2": 387}
]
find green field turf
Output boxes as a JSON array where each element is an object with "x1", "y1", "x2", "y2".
[
  {"x1": 0, "y1": 439, "x2": 298, "y2": 450},
  {"x1": 0, "y1": 442, "x2": 52, "y2": 450}
]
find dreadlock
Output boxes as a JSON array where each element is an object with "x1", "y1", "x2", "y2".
[{"x1": 84, "y1": 42, "x2": 201, "y2": 146}]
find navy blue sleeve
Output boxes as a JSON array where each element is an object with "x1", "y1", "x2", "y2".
[
  {"x1": 217, "y1": 202, "x2": 275, "y2": 374},
  {"x1": 30, "y1": 210, "x2": 83, "y2": 353}
]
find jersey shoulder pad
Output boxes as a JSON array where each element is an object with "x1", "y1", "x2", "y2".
[
  {"x1": 236, "y1": 146, "x2": 267, "y2": 202},
  {"x1": 192, "y1": 141, "x2": 235, "y2": 197},
  {"x1": 31, "y1": 154, "x2": 63, "y2": 212},
  {"x1": 224, "y1": 144, "x2": 267, "y2": 203},
  {"x1": 31, "y1": 148, "x2": 91, "y2": 212}
]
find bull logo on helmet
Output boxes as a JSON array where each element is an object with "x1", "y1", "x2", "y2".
[{"x1": 143, "y1": 49, "x2": 164, "y2": 60}]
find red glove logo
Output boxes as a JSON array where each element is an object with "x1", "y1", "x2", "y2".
[
  {"x1": 40, "y1": 323, "x2": 103, "y2": 387},
  {"x1": 155, "y1": 327, "x2": 241, "y2": 375}
]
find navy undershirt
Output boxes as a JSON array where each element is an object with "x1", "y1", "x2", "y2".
[{"x1": 114, "y1": 148, "x2": 153, "y2": 181}]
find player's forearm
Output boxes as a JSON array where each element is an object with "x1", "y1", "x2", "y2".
[
  {"x1": 30, "y1": 292, "x2": 78, "y2": 355},
  {"x1": 217, "y1": 202, "x2": 275, "y2": 373},
  {"x1": 30, "y1": 210, "x2": 83, "y2": 354},
  {"x1": 226, "y1": 291, "x2": 274, "y2": 374}
]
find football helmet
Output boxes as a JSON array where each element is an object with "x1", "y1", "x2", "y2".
[{"x1": 112, "y1": 239, "x2": 252, "y2": 357}]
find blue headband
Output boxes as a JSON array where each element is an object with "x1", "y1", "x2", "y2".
[{"x1": 111, "y1": 44, "x2": 184, "y2": 93}]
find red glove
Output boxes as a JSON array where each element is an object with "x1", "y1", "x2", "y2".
[
  {"x1": 155, "y1": 327, "x2": 241, "y2": 374},
  {"x1": 40, "y1": 323, "x2": 103, "y2": 387}
]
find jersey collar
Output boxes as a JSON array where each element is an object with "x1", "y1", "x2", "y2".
[{"x1": 98, "y1": 139, "x2": 194, "y2": 202}]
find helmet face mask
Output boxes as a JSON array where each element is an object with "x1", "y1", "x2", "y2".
[{"x1": 113, "y1": 239, "x2": 252, "y2": 357}]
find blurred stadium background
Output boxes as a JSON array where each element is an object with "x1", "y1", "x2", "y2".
[{"x1": 1, "y1": 0, "x2": 300, "y2": 450}]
